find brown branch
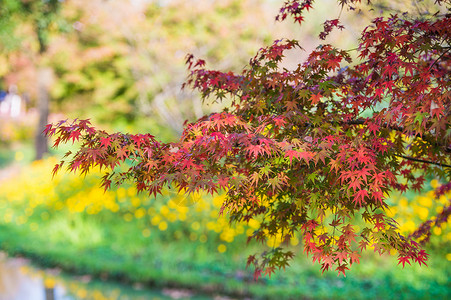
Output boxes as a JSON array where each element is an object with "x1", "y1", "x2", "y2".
[
  {"x1": 343, "y1": 119, "x2": 451, "y2": 153},
  {"x1": 393, "y1": 154, "x2": 451, "y2": 169}
]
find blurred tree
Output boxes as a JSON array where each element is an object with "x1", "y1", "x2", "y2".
[
  {"x1": 0, "y1": 0, "x2": 66, "y2": 159},
  {"x1": 49, "y1": 0, "x2": 277, "y2": 134}
]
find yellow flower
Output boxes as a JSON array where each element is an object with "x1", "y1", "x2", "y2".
[
  {"x1": 236, "y1": 225, "x2": 244, "y2": 234},
  {"x1": 131, "y1": 197, "x2": 141, "y2": 207},
  {"x1": 418, "y1": 196, "x2": 432, "y2": 208},
  {"x1": 117, "y1": 187, "x2": 126, "y2": 199},
  {"x1": 213, "y1": 194, "x2": 226, "y2": 207},
  {"x1": 207, "y1": 222, "x2": 216, "y2": 231},
  {"x1": 44, "y1": 278, "x2": 56, "y2": 288},
  {"x1": 433, "y1": 227, "x2": 442, "y2": 236},
  {"x1": 430, "y1": 179, "x2": 439, "y2": 189},
  {"x1": 160, "y1": 205, "x2": 169, "y2": 216},
  {"x1": 127, "y1": 187, "x2": 136, "y2": 197},
  {"x1": 385, "y1": 208, "x2": 397, "y2": 218},
  {"x1": 134, "y1": 208, "x2": 146, "y2": 219},
  {"x1": 151, "y1": 215, "x2": 161, "y2": 225},
  {"x1": 399, "y1": 220, "x2": 416, "y2": 233},
  {"x1": 158, "y1": 221, "x2": 168, "y2": 231},
  {"x1": 167, "y1": 213, "x2": 178, "y2": 222},
  {"x1": 76, "y1": 289, "x2": 88, "y2": 298},
  {"x1": 217, "y1": 244, "x2": 227, "y2": 253},
  {"x1": 413, "y1": 206, "x2": 429, "y2": 221},
  {"x1": 248, "y1": 219, "x2": 260, "y2": 229},
  {"x1": 398, "y1": 197, "x2": 408, "y2": 208},
  {"x1": 290, "y1": 236, "x2": 299, "y2": 246}
]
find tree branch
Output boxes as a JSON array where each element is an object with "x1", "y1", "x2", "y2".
[
  {"x1": 393, "y1": 154, "x2": 451, "y2": 169},
  {"x1": 343, "y1": 119, "x2": 451, "y2": 153}
]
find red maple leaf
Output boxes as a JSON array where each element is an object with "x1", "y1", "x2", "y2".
[
  {"x1": 309, "y1": 92, "x2": 322, "y2": 105},
  {"x1": 348, "y1": 251, "x2": 360, "y2": 265},
  {"x1": 100, "y1": 137, "x2": 112, "y2": 148},
  {"x1": 335, "y1": 251, "x2": 348, "y2": 265},
  {"x1": 116, "y1": 147, "x2": 129, "y2": 161},
  {"x1": 397, "y1": 255, "x2": 411, "y2": 268},
  {"x1": 69, "y1": 130, "x2": 81, "y2": 143},
  {"x1": 353, "y1": 189, "x2": 368, "y2": 206},
  {"x1": 336, "y1": 264, "x2": 349, "y2": 277}
]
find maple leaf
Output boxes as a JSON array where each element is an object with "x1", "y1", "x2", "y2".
[
  {"x1": 356, "y1": 167, "x2": 371, "y2": 183},
  {"x1": 217, "y1": 175, "x2": 230, "y2": 189},
  {"x1": 321, "y1": 258, "x2": 333, "y2": 274},
  {"x1": 312, "y1": 249, "x2": 324, "y2": 264},
  {"x1": 397, "y1": 256, "x2": 411, "y2": 268},
  {"x1": 285, "y1": 100, "x2": 298, "y2": 111},
  {"x1": 415, "y1": 250, "x2": 429, "y2": 267},
  {"x1": 268, "y1": 176, "x2": 282, "y2": 193},
  {"x1": 100, "y1": 137, "x2": 112, "y2": 148},
  {"x1": 285, "y1": 150, "x2": 299, "y2": 164},
  {"x1": 246, "y1": 144, "x2": 264, "y2": 158},
  {"x1": 358, "y1": 240, "x2": 368, "y2": 252},
  {"x1": 264, "y1": 266, "x2": 276, "y2": 278},
  {"x1": 335, "y1": 251, "x2": 348, "y2": 265},
  {"x1": 246, "y1": 171, "x2": 260, "y2": 187},
  {"x1": 336, "y1": 264, "x2": 349, "y2": 277},
  {"x1": 327, "y1": 56, "x2": 341, "y2": 70},
  {"x1": 309, "y1": 92, "x2": 322, "y2": 105},
  {"x1": 348, "y1": 251, "x2": 360, "y2": 265},
  {"x1": 69, "y1": 160, "x2": 82, "y2": 172},
  {"x1": 348, "y1": 178, "x2": 363, "y2": 192},
  {"x1": 329, "y1": 158, "x2": 340, "y2": 173},
  {"x1": 353, "y1": 189, "x2": 368, "y2": 207},
  {"x1": 69, "y1": 130, "x2": 82, "y2": 143},
  {"x1": 51, "y1": 163, "x2": 61, "y2": 178},
  {"x1": 116, "y1": 147, "x2": 129, "y2": 161}
]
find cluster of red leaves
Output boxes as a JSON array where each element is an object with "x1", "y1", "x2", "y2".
[{"x1": 46, "y1": 1, "x2": 450, "y2": 278}]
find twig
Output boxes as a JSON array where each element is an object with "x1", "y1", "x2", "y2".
[{"x1": 393, "y1": 154, "x2": 451, "y2": 168}]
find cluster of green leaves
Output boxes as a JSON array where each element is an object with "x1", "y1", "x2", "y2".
[{"x1": 46, "y1": 0, "x2": 450, "y2": 278}]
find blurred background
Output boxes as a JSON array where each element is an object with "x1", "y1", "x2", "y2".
[{"x1": 0, "y1": 0, "x2": 449, "y2": 299}]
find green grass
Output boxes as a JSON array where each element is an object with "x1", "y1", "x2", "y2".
[
  {"x1": 0, "y1": 142, "x2": 34, "y2": 168},
  {"x1": 0, "y1": 206, "x2": 449, "y2": 299}
]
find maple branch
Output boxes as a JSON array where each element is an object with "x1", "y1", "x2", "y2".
[
  {"x1": 393, "y1": 154, "x2": 451, "y2": 169},
  {"x1": 343, "y1": 119, "x2": 451, "y2": 153},
  {"x1": 427, "y1": 46, "x2": 451, "y2": 72}
]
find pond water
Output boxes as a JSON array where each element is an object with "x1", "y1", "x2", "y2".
[
  {"x1": 0, "y1": 253, "x2": 68, "y2": 300},
  {"x1": 0, "y1": 253, "x2": 213, "y2": 300}
]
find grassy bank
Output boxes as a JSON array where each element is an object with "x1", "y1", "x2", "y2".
[{"x1": 0, "y1": 157, "x2": 449, "y2": 299}]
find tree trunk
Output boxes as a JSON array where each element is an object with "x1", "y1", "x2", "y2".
[{"x1": 35, "y1": 67, "x2": 53, "y2": 160}]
